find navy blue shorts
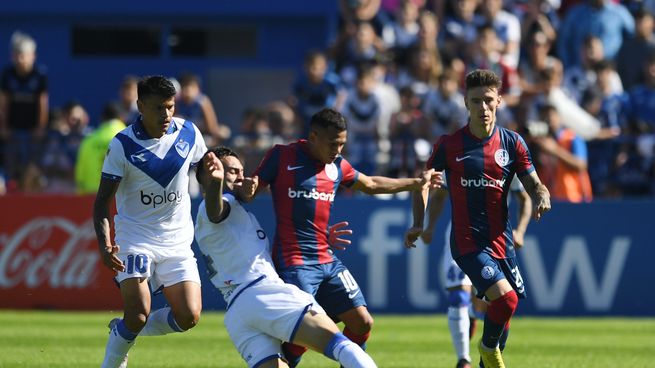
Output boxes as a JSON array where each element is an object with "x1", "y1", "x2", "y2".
[
  {"x1": 277, "y1": 259, "x2": 367, "y2": 318},
  {"x1": 455, "y1": 251, "x2": 527, "y2": 300}
]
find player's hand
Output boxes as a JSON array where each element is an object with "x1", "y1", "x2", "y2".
[
  {"x1": 533, "y1": 195, "x2": 551, "y2": 221},
  {"x1": 241, "y1": 176, "x2": 259, "y2": 198},
  {"x1": 404, "y1": 227, "x2": 423, "y2": 248},
  {"x1": 420, "y1": 228, "x2": 434, "y2": 244},
  {"x1": 328, "y1": 221, "x2": 353, "y2": 251},
  {"x1": 418, "y1": 169, "x2": 443, "y2": 190},
  {"x1": 203, "y1": 152, "x2": 224, "y2": 181},
  {"x1": 513, "y1": 229, "x2": 524, "y2": 250},
  {"x1": 100, "y1": 244, "x2": 125, "y2": 272}
]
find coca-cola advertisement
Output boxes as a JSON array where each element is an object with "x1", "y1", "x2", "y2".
[{"x1": 0, "y1": 195, "x2": 121, "y2": 309}]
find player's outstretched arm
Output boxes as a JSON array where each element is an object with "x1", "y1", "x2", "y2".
[
  {"x1": 404, "y1": 187, "x2": 429, "y2": 248},
  {"x1": 420, "y1": 187, "x2": 448, "y2": 244},
  {"x1": 351, "y1": 170, "x2": 442, "y2": 195},
  {"x1": 512, "y1": 189, "x2": 533, "y2": 249},
  {"x1": 202, "y1": 152, "x2": 228, "y2": 223},
  {"x1": 519, "y1": 171, "x2": 551, "y2": 221},
  {"x1": 93, "y1": 178, "x2": 124, "y2": 272}
]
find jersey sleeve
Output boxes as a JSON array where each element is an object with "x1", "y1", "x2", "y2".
[
  {"x1": 513, "y1": 133, "x2": 535, "y2": 177},
  {"x1": 101, "y1": 137, "x2": 125, "y2": 181},
  {"x1": 253, "y1": 145, "x2": 281, "y2": 186},
  {"x1": 339, "y1": 157, "x2": 359, "y2": 188},
  {"x1": 426, "y1": 135, "x2": 447, "y2": 171}
]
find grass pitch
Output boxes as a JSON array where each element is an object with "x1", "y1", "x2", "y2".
[{"x1": 0, "y1": 310, "x2": 652, "y2": 367}]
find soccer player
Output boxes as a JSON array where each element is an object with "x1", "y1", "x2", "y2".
[
  {"x1": 194, "y1": 146, "x2": 377, "y2": 368},
  {"x1": 245, "y1": 107, "x2": 441, "y2": 366},
  {"x1": 405, "y1": 69, "x2": 551, "y2": 368},
  {"x1": 420, "y1": 176, "x2": 532, "y2": 368},
  {"x1": 94, "y1": 75, "x2": 207, "y2": 368}
]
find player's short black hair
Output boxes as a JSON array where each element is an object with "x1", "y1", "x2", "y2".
[
  {"x1": 195, "y1": 146, "x2": 240, "y2": 184},
  {"x1": 465, "y1": 69, "x2": 502, "y2": 92},
  {"x1": 309, "y1": 108, "x2": 347, "y2": 132},
  {"x1": 137, "y1": 75, "x2": 177, "y2": 101}
]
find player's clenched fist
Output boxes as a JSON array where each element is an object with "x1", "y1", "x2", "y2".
[{"x1": 404, "y1": 227, "x2": 423, "y2": 248}]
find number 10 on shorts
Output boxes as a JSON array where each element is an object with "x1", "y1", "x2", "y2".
[{"x1": 337, "y1": 270, "x2": 359, "y2": 296}]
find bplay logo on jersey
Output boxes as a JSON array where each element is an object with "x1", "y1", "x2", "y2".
[
  {"x1": 287, "y1": 187, "x2": 335, "y2": 202},
  {"x1": 460, "y1": 176, "x2": 506, "y2": 188},
  {"x1": 140, "y1": 190, "x2": 183, "y2": 208}
]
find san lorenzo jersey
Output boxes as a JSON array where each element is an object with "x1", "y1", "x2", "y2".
[
  {"x1": 194, "y1": 194, "x2": 281, "y2": 304},
  {"x1": 427, "y1": 125, "x2": 534, "y2": 259},
  {"x1": 254, "y1": 140, "x2": 359, "y2": 268},
  {"x1": 101, "y1": 117, "x2": 207, "y2": 248}
]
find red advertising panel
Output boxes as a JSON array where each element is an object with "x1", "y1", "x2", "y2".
[{"x1": 0, "y1": 195, "x2": 122, "y2": 309}]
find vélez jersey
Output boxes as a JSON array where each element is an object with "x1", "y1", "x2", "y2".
[
  {"x1": 254, "y1": 140, "x2": 359, "y2": 269},
  {"x1": 427, "y1": 125, "x2": 534, "y2": 259},
  {"x1": 101, "y1": 116, "x2": 207, "y2": 249},
  {"x1": 194, "y1": 194, "x2": 281, "y2": 304}
]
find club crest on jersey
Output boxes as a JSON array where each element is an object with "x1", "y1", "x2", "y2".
[
  {"x1": 494, "y1": 149, "x2": 509, "y2": 167},
  {"x1": 481, "y1": 266, "x2": 495, "y2": 280},
  {"x1": 325, "y1": 163, "x2": 338, "y2": 181},
  {"x1": 130, "y1": 148, "x2": 149, "y2": 163},
  {"x1": 175, "y1": 139, "x2": 190, "y2": 158}
]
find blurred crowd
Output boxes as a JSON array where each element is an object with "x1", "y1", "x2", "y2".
[{"x1": 2, "y1": 0, "x2": 655, "y2": 200}]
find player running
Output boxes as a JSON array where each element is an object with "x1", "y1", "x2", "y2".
[
  {"x1": 405, "y1": 69, "x2": 550, "y2": 368},
  {"x1": 245, "y1": 108, "x2": 441, "y2": 366},
  {"x1": 194, "y1": 146, "x2": 377, "y2": 368},
  {"x1": 94, "y1": 76, "x2": 207, "y2": 368}
]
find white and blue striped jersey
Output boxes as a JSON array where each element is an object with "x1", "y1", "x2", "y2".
[
  {"x1": 101, "y1": 116, "x2": 207, "y2": 249},
  {"x1": 194, "y1": 194, "x2": 282, "y2": 303}
]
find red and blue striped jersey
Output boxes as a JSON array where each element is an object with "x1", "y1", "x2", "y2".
[
  {"x1": 253, "y1": 140, "x2": 359, "y2": 268},
  {"x1": 427, "y1": 125, "x2": 534, "y2": 259}
]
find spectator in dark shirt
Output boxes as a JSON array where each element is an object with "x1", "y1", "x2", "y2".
[{"x1": 0, "y1": 31, "x2": 48, "y2": 186}]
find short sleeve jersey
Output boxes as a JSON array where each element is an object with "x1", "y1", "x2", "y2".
[
  {"x1": 253, "y1": 140, "x2": 359, "y2": 269},
  {"x1": 101, "y1": 116, "x2": 207, "y2": 248},
  {"x1": 427, "y1": 125, "x2": 534, "y2": 259},
  {"x1": 194, "y1": 194, "x2": 281, "y2": 303}
]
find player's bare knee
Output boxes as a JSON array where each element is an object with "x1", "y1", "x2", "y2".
[
  {"x1": 349, "y1": 315, "x2": 374, "y2": 334},
  {"x1": 176, "y1": 309, "x2": 201, "y2": 330}
]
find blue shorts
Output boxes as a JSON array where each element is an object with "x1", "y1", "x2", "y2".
[
  {"x1": 455, "y1": 251, "x2": 527, "y2": 300},
  {"x1": 277, "y1": 259, "x2": 367, "y2": 318}
]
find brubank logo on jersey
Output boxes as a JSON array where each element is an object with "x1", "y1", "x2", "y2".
[
  {"x1": 460, "y1": 176, "x2": 506, "y2": 188},
  {"x1": 140, "y1": 190, "x2": 183, "y2": 208},
  {"x1": 287, "y1": 187, "x2": 335, "y2": 202}
]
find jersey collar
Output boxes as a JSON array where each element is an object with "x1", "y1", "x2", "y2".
[{"x1": 132, "y1": 115, "x2": 178, "y2": 140}]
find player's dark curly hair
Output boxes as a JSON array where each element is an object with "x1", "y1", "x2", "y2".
[
  {"x1": 310, "y1": 107, "x2": 348, "y2": 132},
  {"x1": 465, "y1": 69, "x2": 503, "y2": 92},
  {"x1": 195, "y1": 146, "x2": 240, "y2": 184},
  {"x1": 137, "y1": 75, "x2": 177, "y2": 100}
]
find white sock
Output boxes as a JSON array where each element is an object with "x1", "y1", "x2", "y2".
[
  {"x1": 448, "y1": 306, "x2": 471, "y2": 362},
  {"x1": 328, "y1": 335, "x2": 377, "y2": 368},
  {"x1": 139, "y1": 307, "x2": 184, "y2": 336},
  {"x1": 101, "y1": 320, "x2": 136, "y2": 368}
]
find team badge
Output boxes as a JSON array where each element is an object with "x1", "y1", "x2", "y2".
[
  {"x1": 481, "y1": 266, "x2": 495, "y2": 280},
  {"x1": 175, "y1": 140, "x2": 190, "y2": 158},
  {"x1": 325, "y1": 163, "x2": 338, "y2": 181},
  {"x1": 494, "y1": 149, "x2": 509, "y2": 167}
]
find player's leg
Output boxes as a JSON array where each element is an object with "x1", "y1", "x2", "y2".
[
  {"x1": 140, "y1": 249, "x2": 202, "y2": 335},
  {"x1": 293, "y1": 309, "x2": 376, "y2": 368},
  {"x1": 102, "y1": 277, "x2": 151, "y2": 368},
  {"x1": 277, "y1": 265, "x2": 324, "y2": 367},
  {"x1": 442, "y1": 244, "x2": 474, "y2": 367},
  {"x1": 318, "y1": 261, "x2": 373, "y2": 351}
]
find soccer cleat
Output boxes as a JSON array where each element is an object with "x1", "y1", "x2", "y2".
[
  {"x1": 478, "y1": 340, "x2": 504, "y2": 368},
  {"x1": 456, "y1": 358, "x2": 472, "y2": 368},
  {"x1": 108, "y1": 318, "x2": 129, "y2": 368}
]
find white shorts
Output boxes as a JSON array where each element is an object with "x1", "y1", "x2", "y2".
[
  {"x1": 115, "y1": 244, "x2": 201, "y2": 291},
  {"x1": 224, "y1": 277, "x2": 326, "y2": 368},
  {"x1": 441, "y1": 223, "x2": 472, "y2": 290}
]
